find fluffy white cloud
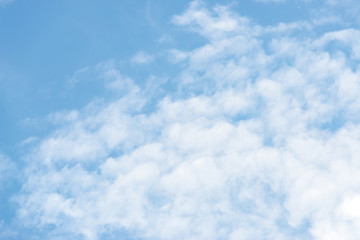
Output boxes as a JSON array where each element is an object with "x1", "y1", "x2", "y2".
[{"x1": 17, "y1": 1, "x2": 360, "y2": 240}]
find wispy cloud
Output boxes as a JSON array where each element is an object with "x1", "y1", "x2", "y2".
[
  {"x1": 131, "y1": 51, "x2": 154, "y2": 64},
  {"x1": 0, "y1": 152, "x2": 14, "y2": 183}
]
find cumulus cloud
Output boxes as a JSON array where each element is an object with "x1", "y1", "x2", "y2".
[{"x1": 16, "y1": 1, "x2": 360, "y2": 240}]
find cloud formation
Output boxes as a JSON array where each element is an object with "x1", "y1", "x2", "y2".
[{"x1": 16, "y1": 1, "x2": 360, "y2": 239}]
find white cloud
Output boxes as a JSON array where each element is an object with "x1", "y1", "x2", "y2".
[
  {"x1": 172, "y1": 0, "x2": 253, "y2": 40},
  {"x1": 16, "y1": 1, "x2": 360, "y2": 240},
  {"x1": 168, "y1": 49, "x2": 189, "y2": 62},
  {"x1": 157, "y1": 34, "x2": 173, "y2": 43},
  {"x1": 131, "y1": 51, "x2": 154, "y2": 64}
]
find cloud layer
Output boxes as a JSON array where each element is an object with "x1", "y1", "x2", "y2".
[{"x1": 16, "y1": 1, "x2": 360, "y2": 239}]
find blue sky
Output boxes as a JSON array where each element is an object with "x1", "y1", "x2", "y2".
[{"x1": 1, "y1": 0, "x2": 360, "y2": 239}]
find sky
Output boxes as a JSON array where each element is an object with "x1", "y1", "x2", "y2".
[{"x1": 1, "y1": 0, "x2": 360, "y2": 239}]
